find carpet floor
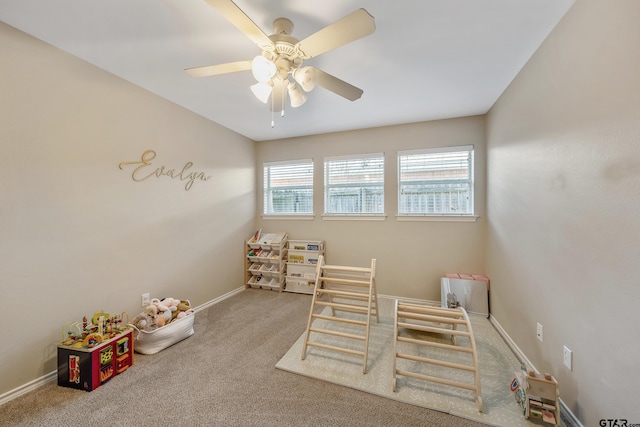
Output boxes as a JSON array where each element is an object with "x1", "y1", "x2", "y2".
[{"x1": 0, "y1": 289, "x2": 500, "y2": 426}]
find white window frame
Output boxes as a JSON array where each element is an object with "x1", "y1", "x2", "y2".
[
  {"x1": 397, "y1": 145, "x2": 475, "y2": 220},
  {"x1": 263, "y1": 159, "x2": 313, "y2": 218},
  {"x1": 323, "y1": 153, "x2": 385, "y2": 219}
]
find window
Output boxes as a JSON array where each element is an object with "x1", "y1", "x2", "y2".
[
  {"x1": 324, "y1": 153, "x2": 384, "y2": 215},
  {"x1": 263, "y1": 159, "x2": 313, "y2": 215},
  {"x1": 398, "y1": 145, "x2": 474, "y2": 216}
]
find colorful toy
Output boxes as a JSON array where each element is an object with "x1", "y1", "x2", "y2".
[
  {"x1": 512, "y1": 370, "x2": 560, "y2": 425},
  {"x1": 58, "y1": 310, "x2": 134, "y2": 392},
  {"x1": 83, "y1": 333, "x2": 103, "y2": 348}
]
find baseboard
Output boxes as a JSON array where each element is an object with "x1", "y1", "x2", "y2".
[
  {"x1": 0, "y1": 371, "x2": 57, "y2": 407},
  {"x1": 0, "y1": 286, "x2": 246, "y2": 408},
  {"x1": 192, "y1": 286, "x2": 245, "y2": 313},
  {"x1": 488, "y1": 314, "x2": 536, "y2": 372},
  {"x1": 489, "y1": 315, "x2": 583, "y2": 427},
  {"x1": 559, "y1": 399, "x2": 583, "y2": 427}
]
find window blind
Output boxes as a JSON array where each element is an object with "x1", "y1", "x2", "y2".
[
  {"x1": 324, "y1": 153, "x2": 384, "y2": 215},
  {"x1": 263, "y1": 159, "x2": 313, "y2": 215},
  {"x1": 398, "y1": 145, "x2": 474, "y2": 215}
]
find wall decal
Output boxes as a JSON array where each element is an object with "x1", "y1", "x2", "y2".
[{"x1": 119, "y1": 150, "x2": 211, "y2": 191}]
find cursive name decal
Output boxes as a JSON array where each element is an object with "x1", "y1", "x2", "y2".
[{"x1": 119, "y1": 150, "x2": 211, "y2": 191}]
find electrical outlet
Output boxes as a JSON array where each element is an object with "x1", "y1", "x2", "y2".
[
  {"x1": 141, "y1": 292, "x2": 150, "y2": 307},
  {"x1": 563, "y1": 346, "x2": 573, "y2": 370},
  {"x1": 536, "y1": 322, "x2": 543, "y2": 342}
]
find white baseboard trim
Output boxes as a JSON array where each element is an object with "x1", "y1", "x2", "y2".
[
  {"x1": 489, "y1": 315, "x2": 583, "y2": 427},
  {"x1": 559, "y1": 398, "x2": 584, "y2": 427},
  {"x1": 0, "y1": 371, "x2": 57, "y2": 407},
  {"x1": 488, "y1": 314, "x2": 536, "y2": 373},
  {"x1": 192, "y1": 286, "x2": 245, "y2": 313},
  {"x1": 0, "y1": 286, "x2": 246, "y2": 408}
]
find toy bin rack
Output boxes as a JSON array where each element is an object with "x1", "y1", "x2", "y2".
[
  {"x1": 285, "y1": 239, "x2": 325, "y2": 294},
  {"x1": 245, "y1": 232, "x2": 288, "y2": 292}
]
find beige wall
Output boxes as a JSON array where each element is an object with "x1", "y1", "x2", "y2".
[
  {"x1": 486, "y1": 0, "x2": 640, "y2": 424},
  {"x1": 256, "y1": 117, "x2": 487, "y2": 301},
  {"x1": 5, "y1": 1, "x2": 638, "y2": 422},
  {"x1": 0, "y1": 23, "x2": 256, "y2": 395}
]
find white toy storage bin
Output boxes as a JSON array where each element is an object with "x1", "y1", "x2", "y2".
[{"x1": 130, "y1": 313, "x2": 195, "y2": 355}]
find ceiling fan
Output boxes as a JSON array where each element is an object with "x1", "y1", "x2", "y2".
[{"x1": 185, "y1": 0, "x2": 376, "y2": 118}]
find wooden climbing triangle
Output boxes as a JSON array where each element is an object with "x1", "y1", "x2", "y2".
[
  {"x1": 300, "y1": 255, "x2": 378, "y2": 374},
  {"x1": 392, "y1": 301, "x2": 483, "y2": 412}
]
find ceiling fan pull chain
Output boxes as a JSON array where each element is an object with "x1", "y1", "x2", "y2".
[
  {"x1": 271, "y1": 94, "x2": 275, "y2": 128},
  {"x1": 281, "y1": 80, "x2": 286, "y2": 117}
]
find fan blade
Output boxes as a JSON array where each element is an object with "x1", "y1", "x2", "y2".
[
  {"x1": 312, "y1": 68, "x2": 363, "y2": 101},
  {"x1": 294, "y1": 9, "x2": 375, "y2": 59},
  {"x1": 205, "y1": 0, "x2": 275, "y2": 52},
  {"x1": 185, "y1": 60, "x2": 252, "y2": 77},
  {"x1": 271, "y1": 78, "x2": 286, "y2": 113}
]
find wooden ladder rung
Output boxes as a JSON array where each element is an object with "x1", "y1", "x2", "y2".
[
  {"x1": 397, "y1": 311, "x2": 467, "y2": 325},
  {"x1": 306, "y1": 341, "x2": 365, "y2": 357},
  {"x1": 395, "y1": 369, "x2": 478, "y2": 392},
  {"x1": 398, "y1": 303, "x2": 465, "y2": 318},
  {"x1": 315, "y1": 301, "x2": 369, "y2": 313},
  {"x1": 312, "y1": 313, "x2": 367, "y2": 326},
  {"x1": 322, "y1": 264, "x2": 371, "y2": 273},
  {"x1": 397, "y1": 336, "x2": 473, "y2": 353},
  {"x1": 396, "y1": 352, "x2": 476, "y2": 372},
  {"x1": 330, "y1": 307, "x2": 377, "y2": 318},
  {"x1": 320, "y1": 277, "x2": 371, "y2": 287},
  {"x1": 317, "y1": 288, "x2": 370, "y2": 298},
  {"x1": 328, "y1": 295, "x2": 372, "y2": 304},
  {"x1": 397, "y1": 321, "x2": 470, "y2": 338},
  {"x1": 309, "y1": 327, "x2": 366, "y2": 341}
]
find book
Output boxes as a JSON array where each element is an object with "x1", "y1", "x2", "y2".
[{"x1": 289, "y1": 254, "x2": 304, "y2": 263}]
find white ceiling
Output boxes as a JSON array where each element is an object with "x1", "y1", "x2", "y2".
[{"x1": 1, "y1": 0, "x2": 573, "y2": 141}]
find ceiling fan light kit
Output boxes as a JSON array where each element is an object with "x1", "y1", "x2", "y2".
[
  {"x1": 287, "y1": 82, "x2": 308, "y2": 108},
  {"x1": 251, "y1": 55, "x2": 276, "y2": 83},
  {"x1": 186, "y1": 0, "x2": 376, "y2": 123},
  {"x1": 250, "y1": 81, "x2": 272, "y2": 104},
  {"x1": 293, "y1": 67, "x2": 316, "y2": 92}
]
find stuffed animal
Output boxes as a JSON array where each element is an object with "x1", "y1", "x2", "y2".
[
  {"x1": 131, "y1": 304, "x2": 158, "y2": 331},
  {"x1": 151, "y1": 298, "x2": 169, "y2": 313},
  {"x1": 173, "y1": 300, "x2": 193, "y2": 320},
  {"x1": 151, "y1": 298, "x2": 172, "y2": 323},
  {"x1": 176, "y1": 308, "x2": 194, "y2": 320},
  {"x1": 161, "y1": 297, "x2": 180, "y2": 318},
  {"x1": 155, "y1": 313, "x2": 166, "y2": 327}
]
